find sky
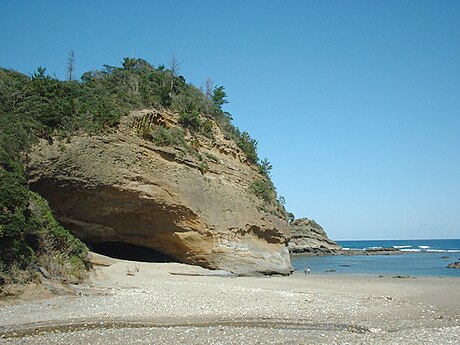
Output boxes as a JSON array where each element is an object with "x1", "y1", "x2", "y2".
[{"x1": 1, "y1": 0, "x2": 459, "y2": 240}]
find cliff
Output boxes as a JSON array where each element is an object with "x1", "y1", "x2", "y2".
[
  {"x1": 288, "y1": 218, "x2": 341, "y2": 255},
  {"x1": 27, "y1": 109, "x2": 292, "y2": 276}
]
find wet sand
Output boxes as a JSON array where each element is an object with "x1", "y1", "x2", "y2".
[{"x1": 1, "y1": 254, "x2": 459, "y2": 344}]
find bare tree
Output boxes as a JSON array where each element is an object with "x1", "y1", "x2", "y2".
[
  {"x1": 204, "y1": 78, "x2": 213, "y2": 99},
  {"x1": 168, "y1": 54, "x2": 182, "y2": 97},
  {"x1": 67, "y1": 50, "x2": 76, "y2": 81},
  {"x1": 168, "y1": 54, "x2": 181, "y2": 76}
]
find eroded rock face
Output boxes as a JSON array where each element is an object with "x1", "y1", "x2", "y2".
[
  {"x1": 288, "y1": 218, "x2": 341, "y2": 255},
  {"x1": 27, "y1": 110, "x2": 292, "y2": 275}
]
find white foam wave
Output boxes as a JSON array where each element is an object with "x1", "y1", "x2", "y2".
[
  {"x1": 393, "y1": 245, "x2": 412, "y2": 249},
  {"x1": 418, "y1": 246, "x2": 430, "y2": 249},
  {"x1": 399, "y1": 248, "x2": 460, "y2": 253}
]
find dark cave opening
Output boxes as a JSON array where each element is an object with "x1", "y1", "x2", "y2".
[{"x1": 91, "y1": 241, "x2": 176, "y2": 263}]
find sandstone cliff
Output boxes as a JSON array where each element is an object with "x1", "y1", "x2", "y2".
[
  {"x1": 288, "y1": 218, "x2": 341, "y2": 255},
  {"x1": 27, "y1": 109, "x2": 292, "y2": 275}
]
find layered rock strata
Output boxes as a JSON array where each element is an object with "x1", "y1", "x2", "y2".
[
  {"x1": 27, "y1": 110, "x2": 292, "y2": 275},
  {"x1": 288, "y1": 218, "x2": 341, "y2": 255}
]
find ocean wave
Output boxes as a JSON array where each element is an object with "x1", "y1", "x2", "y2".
[
  {"x1": 336, "y1": 240, "x2": 460, "y2": 259},
  {"x1": 426, "y1": 249, "x2": 460, "y2": 253},
  {"x1": 340, "y1": 244, "x2": 460, "y2": 253},
  {"x1": 399, "y1": 248, "x2": 460, "y2": 253}
]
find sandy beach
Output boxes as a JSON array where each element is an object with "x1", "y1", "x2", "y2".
[{"x1": 1, "y1": 254, "x2": 459, "y2": 344}]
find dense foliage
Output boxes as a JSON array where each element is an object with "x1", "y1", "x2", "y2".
[
  {"x1": 0, "y1": 57, "x2": 281, "y2": 283},
  {"x1": 1, "y1": 58, "x2": 260, "y2": 158},
  {"x1": 0, "y1": 147, "x2": 89, "y2": 284}
]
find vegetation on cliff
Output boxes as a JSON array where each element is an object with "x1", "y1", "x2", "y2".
[
  {"x1": 0, "y1": 147, "x2": 89, "y2": 285},
  {"x1": 0, "y1": 57, "x2": 284, "y2": 284}
]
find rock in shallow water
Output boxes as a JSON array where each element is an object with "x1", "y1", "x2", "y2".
[{"x1": 447, "y1": 262, "x2": 460, "y2": 269}]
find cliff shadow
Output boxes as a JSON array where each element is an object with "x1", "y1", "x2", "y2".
[{"x1": 91, "y1": 241, "x2": 176, "y2": 263}]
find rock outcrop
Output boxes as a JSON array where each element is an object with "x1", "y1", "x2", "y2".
[
  {"x1": 447, "y1": 262, "x2": 460, "y2": 269},
  {"x1": 27, "y1": 109, "x2": 292, "y2": 276},
  {"x1": 288, "y1": 218, "x2": 341, "y2": 255},
  {"x1": 342, "y1": 248, "x2": 402, "y2": 256}
]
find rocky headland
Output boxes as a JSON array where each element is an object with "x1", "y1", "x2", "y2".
[
  {"x1": 2, "y1": 61, "x2": 345, "y2": 285},
  {"x1": 27, "y1": 109, "x2": 292, "y2": 276},
  {"x1": 288, "y1": 218, "x2": 341, "y2": 255}
]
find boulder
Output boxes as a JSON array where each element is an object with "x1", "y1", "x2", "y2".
[
  {"x1": 447, "y1": 262, "x2": 460, "y2": 269},
  {"x1": 27, "y1": 110, "x2": 292, "y2": 276}
]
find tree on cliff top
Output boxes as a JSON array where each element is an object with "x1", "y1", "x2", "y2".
[
  {"x1": 212, "y1": 85, "x2": 228, "y2": 109},
  {"x1": 67, "y1": 50, "x2": 76, "y2": 81}
]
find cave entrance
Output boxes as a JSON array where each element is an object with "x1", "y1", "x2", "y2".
[{"x1": 91, "y1": 241, "x2": 176, "y2": 263}]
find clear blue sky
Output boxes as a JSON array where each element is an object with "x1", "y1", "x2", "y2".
[{"x1": 1, "y1": 0, "x2": 459, "y2": 240}]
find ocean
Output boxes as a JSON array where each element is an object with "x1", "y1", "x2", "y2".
[{"x1": 291, "y1": 239, "x2": 460, "y2": 277}]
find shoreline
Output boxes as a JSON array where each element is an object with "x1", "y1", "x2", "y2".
[
  {"x1": 1, "y1": 257, "x2": 459, "y2": 344},
  {"x1": 290, "y1": 248, "x2": 442, "y2": 256},
  {"x1": 290, "y1": 250, "x2": 460, "y2": 278}
]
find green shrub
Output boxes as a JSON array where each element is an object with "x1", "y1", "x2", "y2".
[
  {"x1": 200, "y1": 118, "x2": 214, "y2": 138},
  {"x1": 0, "y1": 182, "x2": 89, "y2": 282},
  {"x1": 250, "y1": 179, "x2": 274, "y2": 203},
  {"x1": 205, "y1": 152, "x2": 220, "y2": 163},
  {"x1": 258, "y1": 158, "x2": 272, "y2": 177},
  {"x1": 0, "y1": 152, "x2": 35, "y2": 271},
  {"x1": 238, "y1": 131, "x2": 258, "y2": 164},
  {"x1": 151, "y1": 126, "x2": 185, "y2": 147},
  {"x1": 199, "y1": 161, "x2": 209, "y2": 175},
  {"x1": 30, "y1": 193, "x2": 89, "y2": 280},
  {"x1": 179, "y1": 108, "x2": 202, "y2": 130},
  {"x1": 0, "y1": 148, "x2": 88, "y2": 282}
]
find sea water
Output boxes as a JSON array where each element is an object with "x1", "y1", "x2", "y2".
[{"x1": 291, "y1": 239, "x2": 460, "y2": 277}]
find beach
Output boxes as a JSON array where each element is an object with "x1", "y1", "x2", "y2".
[{"x1": 1, "y1": 254, "x2": 459, "y2": 344}]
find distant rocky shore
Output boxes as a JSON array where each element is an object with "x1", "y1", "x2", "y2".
[
  {"x1": 287, "y1": 218, "x2": 407, "y2": 257},
  {"x1": 341, "y1": 247, "x2": 405, "y2": 256}
]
